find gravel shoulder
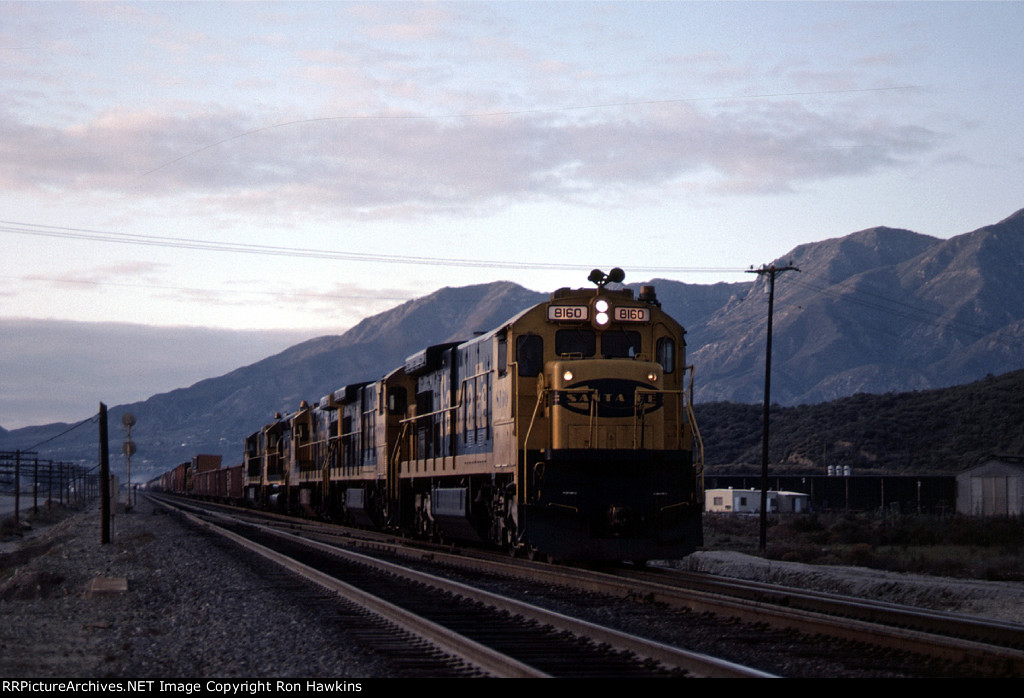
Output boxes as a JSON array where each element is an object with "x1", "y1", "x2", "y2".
[
  {"x1": 0, "y1": 497, "x2": 391, "y2": 678},
  {"x1": 2, "y1": 498, "x2": 1022, "y2": 678},
  {"x1": 681, "y1": 550, "x2": 1024, "y2": 625}
]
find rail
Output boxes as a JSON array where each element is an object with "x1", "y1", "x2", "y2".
[{"x1": 159, "y1": 497, "x2": 773, "y2": 678}]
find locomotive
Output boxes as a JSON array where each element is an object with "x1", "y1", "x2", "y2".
[{"x1": 167, "y1": 270, "x2": 704, "y2": 563}]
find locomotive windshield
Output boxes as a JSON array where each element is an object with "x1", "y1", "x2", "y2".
[
  {"x1": 555, "y1": 329, "x2": 596, "y2": 356},
  {"x1": 554, "y1": 329, "x2": 642, "y2": 358},
  {"x1": 601, "y1": 331, "x2": 641, "y2": 358}
]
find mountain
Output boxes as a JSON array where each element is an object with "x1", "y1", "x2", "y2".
[
  {"x1": 688, "y1": 209, "x2": 1024, "y2": 405},
  {"x1": 3, "y1": 209, "x2": 1024, "y2": 479}
]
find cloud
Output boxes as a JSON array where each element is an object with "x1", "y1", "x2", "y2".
[
  {"x1": 1, "y1": 1, "x2": 952, "y2": 226},
  {"x1": 23, "y1": 261, "x2": 167, "y2": 289},
  {"x1": 8, "y1": 255, "x2": 415, "y2": 333},
  {"x1": 0, "y1": 93, "x2": 938, "y2": 219}
]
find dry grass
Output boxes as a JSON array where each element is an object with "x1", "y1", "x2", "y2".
[{"x1": 702, "y1": 511, "x2": 1024, "y2": 581}]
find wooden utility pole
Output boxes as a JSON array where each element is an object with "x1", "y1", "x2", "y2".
[
  {"x1": 13, "y1": 450, "x2": 20, "y2": 527},
  {"x1": 99, "y1": 402, "x2": 111, "y2": 544},
  {"x1": 746, "y1": 263, "x2": 799, "y2": 552}
]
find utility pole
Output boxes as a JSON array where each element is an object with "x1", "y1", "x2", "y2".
[
  {"x1": 746, "y1": 262, "x2": 799, "y2": 551},
  {"x1": 100, "y1": 402, "x2": 110, "y2": 544},
  {"x1": 13, "y1": 450, "x2": 20, "y2": 527}
]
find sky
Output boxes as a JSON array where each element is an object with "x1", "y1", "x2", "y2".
[{"x1": 2, "y1": 1, "x2": 1024, "y2": 428}]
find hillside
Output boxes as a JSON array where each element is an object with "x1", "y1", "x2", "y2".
[
  {"x1": 2, "y1": 209, "x2": 1023, "y2": 480},
  {"x1": 696, "y1": 369, "x2": 1024, "y2": 475}
]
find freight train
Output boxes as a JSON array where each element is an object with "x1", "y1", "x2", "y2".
[{"x1": 152, "y1": 271, "x2": 705, "y2": 563}]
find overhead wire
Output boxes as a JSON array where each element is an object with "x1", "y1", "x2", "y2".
[
  {"x1": 4, "y1": 217, "x2": 1016, "y2": 343},
  {"x1": 0, "y1": 219, "x2": 746, "y2": 274},
  {"x1": 20, "y1": 412, "x2": 98, "y2": 452}
]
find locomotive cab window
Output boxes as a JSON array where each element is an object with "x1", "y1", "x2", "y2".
[
  {"x1": 497, "y1": 331, "x2": 508, "y2": 377},
  {"x1": 555, "y1": 329, "x2": 595, "y2": 357},
  {"x1": 656, "y1": 337, "x2": 676, "y2": 373},
  {"x1": 516, "y1": 334, "x2": 543, "y2": 377},
  {"x1": 601, "y1": 331, "x2": 641, "y2": 358},
  {"x1": 387, "y1": 387, "x2": 407, "y2": 415}
]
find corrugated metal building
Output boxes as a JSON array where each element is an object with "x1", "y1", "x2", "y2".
[{"x1": 956, "y1": 457, "x2": 1024, "y2": 516}]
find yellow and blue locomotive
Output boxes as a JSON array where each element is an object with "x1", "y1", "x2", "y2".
[{"x1": 241, "y1": 270, "x2": 704, "y2": 562}]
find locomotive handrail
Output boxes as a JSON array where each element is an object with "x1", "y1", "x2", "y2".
[
  {"x1": 397, "y1": 404, "x2": 458, "y2": 464},
  {"x1": 633, "y1": 387, "x2": 685, "y2": 451},
  {"x1": 684, "y1": 364, "x2": 705, "y2": 489},
  {"x1": 547, "y1": 385, "x2": 602, "y2": 446},
  {"x1": 521, "y1": 387, "x2": 549, "y2": 504},
  {"x1": 319, "y1": 438, "x2": 338, "y2": 503},
  {"x1": 633, "y1": 388, "x2": 658, "y2": 449},
  {"x1": 386, "y1": 420, "x2": 410, "y2": 512},
  {"x1": 398, "y1": 403, "x2": 459, "y2": 424},
  {"x1": 389, "y1": 420, "x2": 410, "y2": 470}
]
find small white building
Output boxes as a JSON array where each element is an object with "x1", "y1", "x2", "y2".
[{"x1": 705, "y1": 487, "x2": 810, "y2": 514}]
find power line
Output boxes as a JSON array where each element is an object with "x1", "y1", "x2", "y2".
[
  {"x1": 21, "y1": 413, "x2": 98, "y2": 453},
  {"x1": 0, "y1": 219, "x2": 745, "y2": 274}
]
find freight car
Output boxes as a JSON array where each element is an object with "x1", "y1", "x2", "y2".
[
  {"x1": 167, "y1": 271, "x2": 704, "y2": 563},
  {"x1": 193, "y1": 463, "x2": 244, "y2": 501}
]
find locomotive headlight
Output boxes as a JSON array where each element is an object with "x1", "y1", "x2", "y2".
[
  {"x1": 647, "y1": 372, "x2": 659, "y2": 382},
  {"x1": 594, "y1": 299, "x2": 610, "y2": 326},
  {"x1": 563, "y1": 370, "x2": 574, "y2": 382}
]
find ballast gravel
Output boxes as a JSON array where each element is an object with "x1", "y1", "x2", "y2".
[{"x1": 0, "y1": 497, "x2": 394, "y2": 678}]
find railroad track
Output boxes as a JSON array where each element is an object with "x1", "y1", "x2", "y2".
[
  {"x1": 155, "y1": 497, "x2": 771, "y2": 678},
  {"x1": 621, "y1": 566, "x2": 1024, "y2": 651},
  {"x1": 156, "y1": 496, "x2": 1024, "y2": 677},
  {"x1": 334, "y1": 531, "x2": 1024, "y2": 676},
  {"x1": 605, "y1": 566, "x2": 1024, "y2": 677}
]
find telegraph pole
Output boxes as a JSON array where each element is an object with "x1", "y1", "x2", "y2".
[
  {"x1": 746, "y1": 262, "x2": 799, "y2": 551},
  {"x1": 13, "y1": 450, "x2": 20, "y2": 527},
  {"x1": 99, "y1": 402, "x2": 111, "y2": 544}
]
